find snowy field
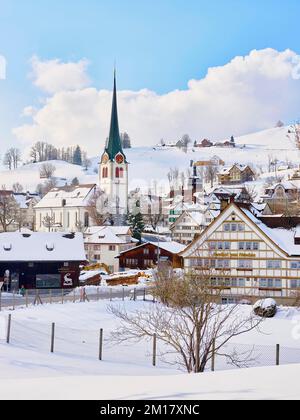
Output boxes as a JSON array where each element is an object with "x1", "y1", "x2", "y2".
[
  {"x1": 1, "y1": 299, "x2": 300, "y2": 399},
  {"x1": 0, "y1": 126, "x2": 299, "y2": 194}
]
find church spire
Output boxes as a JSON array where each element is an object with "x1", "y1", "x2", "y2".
[{"x1": 104, "y1": 69, "x2": 125, "y2": 161}]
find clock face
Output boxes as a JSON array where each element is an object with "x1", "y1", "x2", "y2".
[
  {"x1": 115, "y1": 154, "x2": 124, "y2": 164},
  {"x1": 102, "y1": 153, "x2": 109, "y2": 164}
]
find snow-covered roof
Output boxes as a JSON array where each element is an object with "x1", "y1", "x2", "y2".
[
  {"x1": 119, "y1": 240, "x2": 186, "y2": 255},
  {"x1": 85, "y1": 225, "x2": 131, "y2": 236},
  {"x1": 243, "y1": 209, "x2": 300, "y2": 256},
  {"x1": 13, "y1": 193, "x2": 40, "y2": 209},
  {"x1": 35, "y1": 184, "x2": 97, "y2": 209},
  {"x1": 85, "y1": 227, "x2": 130, "y2": 245},
  {"x1": 0, "y1": 232, "x2": 86, "y2": 262}
]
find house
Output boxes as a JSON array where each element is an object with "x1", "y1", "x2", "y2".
[
  {"x1": 194, "y1": 139, "x2": 213, "y2": 148},
  {"x1": 119, "y1": 241, "x2": 186, "y2": 271},
  {"x1": 14, "y1": 192, "x2": 40, "y2": 231},
  {"x1": 180, "y1": 202, "x2": 300, "y2": 305},
  {"x1": 84, "y1": 226, "x2": 137, "y2": 273},
  {"x1": 170, "y1": 211, "x2": 205, "y2": 244},
  {"x1": 0, "y1": 232, "x2": 85, "y2": 290},
  {"x1": 34, "y1": 184, "x2": 98, "y2": 232},
  {"x1": 217, "y1": 164, "x2": 255, "y2": 185},
  {"x1": 262, "y1": 181, "x2": 300, "y2": 215}
]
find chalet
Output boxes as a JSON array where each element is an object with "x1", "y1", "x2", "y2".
[
  {"x1": 217, "y1": 164, "x2": 255, "y2": 185},
  {"x1": 119, "y1": 241, "x2": 185, "y2": 271},
  {"x1": 195, "y1": 139, "x2": 213, "y2": 148},
  {"x1": 170, "y1": 211, "x2": 205, "y2": 245},
  {"x1": 84, "y1": 226, "x2": 137, "y2": 273},
  {"x1": 180, "y1": 202, "x2": 300, "y2": 305},
  {"x1": 34, "y1": 184, "x2": 98, "y2": 232},
  {"x1": 0, "y1": 232, "x2": 85, "y2": 290}
]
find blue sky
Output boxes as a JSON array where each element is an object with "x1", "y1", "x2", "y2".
[{"x1": 0, "y1": 0, "x2": 300, "y2": 153}]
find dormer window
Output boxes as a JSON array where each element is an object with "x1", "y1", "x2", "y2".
[
  {"x1": 46, "y1": 243, "x2": 54, "y2": 251},
  {"x1": 3, "y1": 243, "x2": 12, "y2": 251}
]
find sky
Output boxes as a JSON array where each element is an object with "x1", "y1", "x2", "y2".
[{"x1": 1, "y1": 0, "x2": 300, "y2": 158}]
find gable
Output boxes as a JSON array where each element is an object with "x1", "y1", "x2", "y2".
[{"x1": 180, "y1": 204, "x2": 288, "y2": 259}]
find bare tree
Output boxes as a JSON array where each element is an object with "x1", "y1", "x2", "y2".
[
  {"x1": 43, "y1": 214, "x2": 56, "y2": 232},
  {"x1": 87, "y1": 189, "x2": 107, "y2": 226},
  {"x1": 12, "y1": 182, "x2": 24, "y2": 193},
  {"x1": 109, "y1": 267, "x2": 262, "y2": 373},
  {"x1": 205, "y1": 163, "x2": 218, "y2": 188},
  {"x1": 287, "y1": 122, "x2": 300, "y2": 149},
  {"x1": 39, "y1": 163, "x2": 56, "y2": 179},
  {"x1": 0, "y1": 190, "x2": 20, "y2": 232}
]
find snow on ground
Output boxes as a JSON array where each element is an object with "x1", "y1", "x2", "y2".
[
  {"x1": 1, "y1": 299, "x2": 300, "y2": 399},
  {"x1": 1, "y1": 364, "x2": 299, "y2": 400},
  {"x1": 1, "y1": 126, "x2": 299, "y2": 194}
]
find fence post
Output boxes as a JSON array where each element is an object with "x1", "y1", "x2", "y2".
[
  {"x1": 61, "y1": 289, "x2": 64, "y2": 305},
  {"x1": 134, "y1": 288, "x2": 136, "y2": 302},
  {"x1": 97, "y1": 287, "x2": 99, "y2": 301},
  {"x1": 25, "y1": 289, "x2": 28, "y2": 308},
  {"x1": 51, "y1": 323, "x2": 55, "y2": 353},
  {"x1": 122, "y1": 287, "x2": 125, "y2": 302},
  {"x1": 6, "y1": 314, "x2": 11, "y2": 344},
  {"x1": 0, "y1": 290, "x2": 2, "y2": 312},
  {"x1": 12, "y1": 290, "x2": 15, "y2": 311},
  {"x1": 73, "y1": 289, "x2": 76, "y2": 304},
  {"x1": 110, "y1": 288, "x2": 112, "y2": 302},
  {"x1": 143, "y1": 288, "x2": 146, "y2": 301},
  {"x1": 211, "y1": 339, "x2": 216, "y2": 372},
  {"x1": 276, "y1": 344, "x2": 280, "y2": 366},
  {"x1": 99, "y1": 328, "x2": 103, "y2": 361},
  {"x1": 152, "y1": 333, "x2": 157, "y2": 367}
]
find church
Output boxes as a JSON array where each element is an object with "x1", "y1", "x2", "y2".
[
  {"x1": 35, "y1": 72, "x2": 129, "y2": 232},
  {"x1": 98, "y1": 71, "x2": 129, "y2": 222}
]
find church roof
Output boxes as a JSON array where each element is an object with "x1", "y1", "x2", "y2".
[{"x1": 104, "y1": 71, "x2": 127, "y2": 162}]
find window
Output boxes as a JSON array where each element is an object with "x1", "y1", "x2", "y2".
[
  {"x1": 210, "y1": 242, "x2": 230, "y2": 251},
  {"x1": 109, "y1": 245, "x2": 116, "y2": 252},
  {"x1": 259, "y1": 279, "x2": 282, "y2": 288},
  {"x1": 36, "y1": 274, "x2": 61, "y2": 289},
  {"x1": 116, "y1": 167, "x2": 120, "y2": 178},
  {"x1": 102, "y1": 167, "x2": 108, "y2": 178},
  {"x1": 291, "y1": 261, "x2": 300, "y2": 270},
  {"x1": 216, "y1": 259, "x2": 230, "y2": 269},
  {"x1": 94, "y1": 245, "x2": 101, "y2": 251},
  {"x1": 239, "y1": 242, "x2": 259, "y2": 251},
  {"x1": 119, "y1": 167, "x2": 124, "y2": 178},
  {"x1": 223, "y1": 223, "x2": 245, "y2": 232},
  {"x1": 143, "y1": 248, "x2": 150, "y2": 255},
  {"x1": 84, "y1": 212, "x2": 89, "y2": 228},
  {"x1": 291, "y1": 279, "x2": 300, "y2": 288},
  {"x1": 94, "y1": 254, "x2": 101, "y2": 260},
  {"x1": 267, "y1": 260, "x2": 282, "y2": 269},
  {"x1": 238, "y1": 260, "x2": 252, "y2": 269}
]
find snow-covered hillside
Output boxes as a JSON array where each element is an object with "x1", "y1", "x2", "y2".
[{"x1": 0, "y1": 126, "x2": 298, "y2": 193}]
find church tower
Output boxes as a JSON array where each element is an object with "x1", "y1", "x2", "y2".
[{"x1": 99, "y1": 71, "x2": 128, "y2": 219}]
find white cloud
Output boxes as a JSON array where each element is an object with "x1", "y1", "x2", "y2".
[
  {"x1": 14, "y1": 48, "x2": 300, "y2": 156},
  {"x1": 30, "y1": 56, "x2": 90, "y2": 94}
]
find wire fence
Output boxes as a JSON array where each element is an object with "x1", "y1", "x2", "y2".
[
  {"x1": 1, "y1": 311, "x2": 300, "y2": 372},
  {"x1": 0, "y1": 286, "x2": 155, "y2": 311}
]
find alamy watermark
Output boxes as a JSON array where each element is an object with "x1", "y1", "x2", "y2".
[{"x1": 0, "y1": 54, "x2": 7, "y2": 80}]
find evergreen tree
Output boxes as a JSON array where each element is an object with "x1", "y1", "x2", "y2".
[
  {"x1": 73, "y1": 145, "x2": 82, "y2": 166},
  {"x1": 127, "y1": 212, "x2": 145, "y2": 242},
  {"x1": 71, "y1": 177, "x2": 79, "y2": 186}
]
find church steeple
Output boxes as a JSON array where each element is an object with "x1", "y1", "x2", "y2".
[{"x1": 104, "y1": 70, "x2": 126, "y2": 162}]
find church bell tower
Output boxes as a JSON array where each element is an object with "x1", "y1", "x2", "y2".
[{"x1": 99, "y1": 71, "x2": 128, "y2": 220}]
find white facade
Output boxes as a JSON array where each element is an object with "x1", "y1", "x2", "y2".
[
  {"x1": 84, "y1": 226, "x2": 136, "y2": 273},
  {"x1": 34, "y1": 184, "x2": 97, "y2": 232},
  {"x1": 99, "y1": 154, "x2": 128, "y2": 216},
  {"x1": 180, "y1": 203, "x2": 300, "y2": 303}
]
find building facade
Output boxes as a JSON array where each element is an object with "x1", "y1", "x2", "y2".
[
  {"x1": 0, "y1": 232, "x2": 85, "y2": 290},
  {"x1": 180, "y1": 203, "x2": 300, "y2": 304},
  {"x1": 34, "y1": 184, "x2": 97, "y2": 232}
]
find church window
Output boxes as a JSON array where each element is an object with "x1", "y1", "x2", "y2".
[
  {"x1": 102, "y1": 167, "x2": 108, "y2": 178},
  {"x1": 119, "y1": 167, "x2": 124, "y2": 178},
  {"x1": 116, "y1": 167, "x2": 120, "y2": 178}
]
